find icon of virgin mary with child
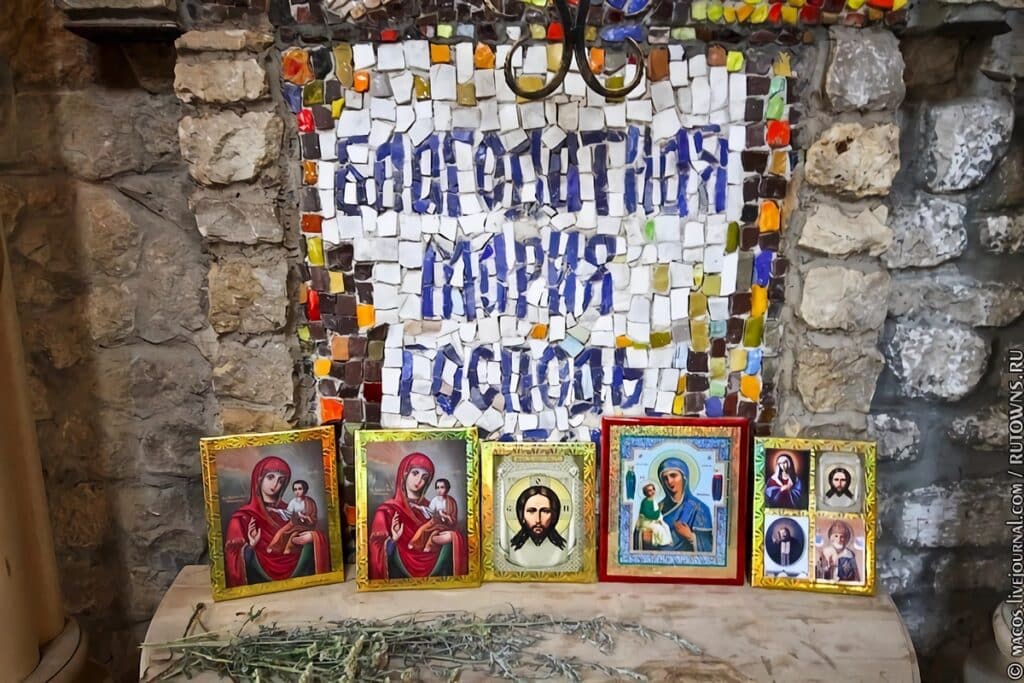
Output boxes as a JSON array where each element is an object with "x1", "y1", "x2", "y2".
[
  {"x1": 637, "y1": 457, "x2": 714, "y2": 553},
  {"x1": 368, "y1": 452, "x2": 469, "y2": 580},
  {"x1": 223, "y1": 456, "x2": 332, "y2": 588}
]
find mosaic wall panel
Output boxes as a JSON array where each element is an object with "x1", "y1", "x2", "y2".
[
  {"x1": 278, "y1": 0, "x2": 907, "y2": 35},
  {"x1": 284, "y1": 37, "x2": 792, "y2": 448}
]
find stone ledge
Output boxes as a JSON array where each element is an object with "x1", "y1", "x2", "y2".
[
  {"x1": 56, "y1": 0, "x2": 182, "y2": 41},
  {"x1": 58, "y1": 0, "x2": 175, "y2": 8},
  {"x1": 175, "y1": 29, "x2": 274, "y2": 52},
  {"x1": 142, "y1": 565, "x2": 921, "y2": 681}
]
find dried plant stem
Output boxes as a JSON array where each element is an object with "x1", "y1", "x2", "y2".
[{"x1": 141, "y1": 605, "x2": 701, "y2": 682}]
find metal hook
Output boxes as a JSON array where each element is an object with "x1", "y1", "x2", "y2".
[
  {"x1": 502, "y1": 0, "x2": 574, "y2": 101},
  {"x1": 503, "y1": 0, "x2": 646, "y2": 101}
]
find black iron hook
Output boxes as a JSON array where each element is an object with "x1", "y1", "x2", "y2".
[{"x1": 502, "y1": 0, "x2": 646, "y2": 101}]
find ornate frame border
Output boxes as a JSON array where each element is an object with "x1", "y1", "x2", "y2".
[
  {"x1": 599, "y1": 416, "x2": 750, "y2": 585},
  {"x1": 354, "y1": 427, "x2": 481, "y2": 591},
  {"x1": 200, "y1": 426, "x2": 345, "y2": 601},
  {"x1": 751, "y1": 437, "x2": 877, "y2": 596},
  {"x1": 481, "y1": 441, "x2": 597, "y2": 583}
]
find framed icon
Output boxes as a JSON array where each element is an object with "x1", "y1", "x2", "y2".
[
  {"x1": 354, "y1": 427, "x2": 481, "y2": 591},
  {"x1": 817, "y1": 452, "x2": 864, "y2": 514},
  {"x1": 752, "y1": 437, "x2": 877, "y2": 595},
  {"x1": 763, "y1": 448, "x2": 810, "y2": 510},
  {"x1": 599, "y1": 416, "x2": 750, "y2": 585},
  {"x1": 200, "y1": 426, "x2": 345, "y2": 601},
  {"x1": 764, "y1": 515, "x2": 809, "y2": 578},
  {"x1": 481, "y1": 441, "x2": 597, "y2": 583}
]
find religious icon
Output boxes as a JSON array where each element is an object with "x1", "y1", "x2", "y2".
[
  {"x1": 763, "y1": 448, "x2": 809, "y2": 510},
  {"x1": 482, "y1": 442, "x2": 596, "y2": 582},
  {"x1": 355, "y1": 427, "x2": 480, "y2": 591},
  {"x1": 763, "y1": 516, "x2": 809, "y2": 578},
  {"x1": 200, "y1": 427, "x2": 345, "y2": 601},
  {"x1": 600, "y1": 416, "x2": 750, "y2": 585},
  {"x1": 817, "y1": 452, "x2": 864, "y2": 513},
  {"x1": 814, "y1": 516, "x2": 866, "y2": 585},
  {"x1": 752, "y1": 438, "x2": 876, "y2": 596}
]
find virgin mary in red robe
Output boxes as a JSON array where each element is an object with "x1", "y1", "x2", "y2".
[
  {"x1": 368, "y1": 452, "x2": 468, "y2": 580},
  {"x1": 223, "y1": 455, "x2": 331, "y2": 588}
]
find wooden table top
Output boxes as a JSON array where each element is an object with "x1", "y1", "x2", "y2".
[{"x1": 141, "y1": 565, "x2": 919, "y2": 682}]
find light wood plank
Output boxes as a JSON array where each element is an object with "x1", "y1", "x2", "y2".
[{"x1": 141, "y1": 565, "x2": 919, "y2": 682}]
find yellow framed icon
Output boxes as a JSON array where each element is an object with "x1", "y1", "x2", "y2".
[
  {"x1": 752, "y1": 437, "x2": 877, "y2": 596},
  {"x1": 355, "y1": 427, "x2": 481, "y2": 591},
  {"x1": 482, "y1": 441, "x2": 597, "y2": 583},
  {"x1": 200, "y1": 426, "x2": 345, "y2": 601}
]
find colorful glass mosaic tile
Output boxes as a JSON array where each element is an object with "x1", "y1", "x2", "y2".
[
  {"x1": 286, "y1": 39, "x2": 792, "y2": 442},
  {"x1": 281, "y1": 0, "x2": 905, "y2": 33}
]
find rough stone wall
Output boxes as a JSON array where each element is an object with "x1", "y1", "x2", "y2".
[
  {"x1": 780, "y1": 15, "x2": 1024, "y2": 679},
  {"x1": 209, "y1": 3, "x2": 1020, "y2": 680},
  {"x1": 2, "y1": 0, "x2": 1017, "y2": 679},
  {"x1": 174, "y1": 25, "x2": 298, "y2": 436},
  {"x1": 776, "y1": 30, "x2": 901, "y2": 449},
  {"x1": 0, "y1": 1, "x2": 216, "y2": 677},
  {"x1": 879, "y1": 20, "x2": 1024, "y2": 678}
]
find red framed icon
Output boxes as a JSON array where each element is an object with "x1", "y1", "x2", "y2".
[{"x1": 599, "y1": 416, "x2": 751, "y2": 585}]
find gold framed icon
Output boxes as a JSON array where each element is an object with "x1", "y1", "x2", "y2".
[
  {"x1": 200, "y1": 427, "x2": 345, "y2": 601},
  {"x1": 752, "y1": 437, "x2": 877, "y2": 596},
  {"x1": 482, "y1": 441, "x2": 597, "y2": 583},
  {"x1": 354, "y1": 427, "x2": 481, "y2": 591}
]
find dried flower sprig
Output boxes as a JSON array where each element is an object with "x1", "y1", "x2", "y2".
[{"x1": 142, "y1": 603, "x2": 701, "y2": 682}]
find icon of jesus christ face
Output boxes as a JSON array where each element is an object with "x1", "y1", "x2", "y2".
[{"x1": 523, "y1": 493, "x2": 554, "y2": 541}]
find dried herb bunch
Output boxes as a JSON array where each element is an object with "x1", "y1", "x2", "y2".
[{"x1": 143, "y1": 604, "x2": 701, "y2": 682}]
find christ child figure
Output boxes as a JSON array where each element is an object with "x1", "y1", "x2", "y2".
[
  {"x1": 409, "y1": 478, "x2": 458, "y2": 552},
  {"x1": 637, "y1": 483, "x2": 674, "y2": 547},
  {"x1": 267, "y1": 480, "x2": 318, "y2": 555}
]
